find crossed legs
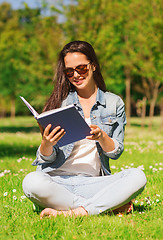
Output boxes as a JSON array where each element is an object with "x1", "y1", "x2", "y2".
[{"x1": 22, "y1": 168, "x2": 147, "y2": 218}]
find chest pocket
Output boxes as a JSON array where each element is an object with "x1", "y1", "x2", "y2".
[{"x1": 100, "y1": 116, "x2": 118, "y2": 136}]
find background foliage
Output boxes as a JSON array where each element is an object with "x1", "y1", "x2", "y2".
[
  {"x1": 0, "y1": 0, "x2": 163, "y2": 123},
  {"x1": 0, "y1": 1, "x2": 162, "y2": 238}
]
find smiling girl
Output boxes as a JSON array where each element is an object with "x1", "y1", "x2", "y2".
[{"x1": 23, "y1": 41, "x2": 147, "y2": 218}]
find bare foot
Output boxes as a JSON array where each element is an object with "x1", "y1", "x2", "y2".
[
  {"x1": 40, "y1": 206, "x2": 88, "y2": 219},
  {"x1": 113, "y1": 201, "x2": 133, "y2": 214}
]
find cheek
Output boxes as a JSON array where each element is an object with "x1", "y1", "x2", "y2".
[
  {"x1": 68, "y1": 78, "x2": 74, "y2": 84},
  {"x1": 86, "y1": 71, "x2": 93, "y2": 80},
  {"x1": 83, "y1": 69, "x2": 92, "y2": 78},
  {"x1": 82, "y1": 72, "x2": 89, "y2": 78}
]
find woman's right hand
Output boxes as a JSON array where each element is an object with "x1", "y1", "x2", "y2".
[{"x1": 40, "y1": 124, "x2": 66, "y2": 156}]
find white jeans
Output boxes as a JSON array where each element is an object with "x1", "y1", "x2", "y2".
[{"x1": 22, "y1": 168, "x2": 147, "y2": 215}]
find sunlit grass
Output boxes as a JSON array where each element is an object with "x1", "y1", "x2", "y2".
[{"x1": 0, "y1": 117, "x2": 162, "y2": 239}]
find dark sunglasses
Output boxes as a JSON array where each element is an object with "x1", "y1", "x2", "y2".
[{"x1": 63, "y1": 63, "x2": 90, "y2": 78}]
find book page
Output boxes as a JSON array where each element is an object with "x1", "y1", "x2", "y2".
[
  {"x1": 38, "y1": 104, "x2": 74, "y2": 118},
  {"x1": 20, "y1": 96, "x2": 39, "y2": 118}
]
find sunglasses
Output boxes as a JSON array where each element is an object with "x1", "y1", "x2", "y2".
[{"x1": 63, "y1": 63, "x2": 90, "y2": 78}]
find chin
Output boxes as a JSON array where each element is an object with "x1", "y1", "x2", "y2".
[{"x1": 75, "y1": 84, "x2": 87, "y2": 90}]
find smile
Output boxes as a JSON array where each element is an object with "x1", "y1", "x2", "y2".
[{"x1": 73, "y1": 78, "x2": 85, "y2": 84}]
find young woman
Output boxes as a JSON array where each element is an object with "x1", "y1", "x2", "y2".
[{"x1": 23, "y1": 41, "x2": 147, "y2": 218}]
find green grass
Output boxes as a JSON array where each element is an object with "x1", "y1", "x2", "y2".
[{"x1": 0, "y1": 116, "x2": 162, "y2": 239}]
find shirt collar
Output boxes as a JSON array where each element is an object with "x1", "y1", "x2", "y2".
[
  {"x1": 96, "y1": 88, "x2": 106, "y2": 106},
  {"x1": 66, "y1": 91, "x2": 79, "y2": 106},
  {"x1": 66, "y1": 88, "x2": 106, "y2": 106}
]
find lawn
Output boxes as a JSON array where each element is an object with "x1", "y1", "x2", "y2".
[{"x1": 0, "y1": 116, "x2": 162, "y2": 239}]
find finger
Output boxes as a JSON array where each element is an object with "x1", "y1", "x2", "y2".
[
  {"x1": 87, "y1": 136, "x2": 98, "y2": 141},
  {"x1": 44, "y1": 124, "x2": 52, "y2": 136},
  {"x1": 86, "y1": 134, "x2": 98, "y2": 140},
  {"x1": 89, "y1": 124, "x2": 97, "y2": 129},
  {"x1": 48, "y1": 126, "x2": 61, "y2": 138},
  {"x1": 50, "y1": 129, "x2": 66, "y2": 143},
  {"x1": 86, "y1": 131, "x2": 102, "y2": 140},
  {"x1": 37, "y1": 122, "x2": 44, "y2": 135},
  {"x1": 86, "y1": 135, "x2": 94, "y2": 140},
  {"x1": 55, "y1": 129, "x2": 66, "y2": 139},
  {"x1": 90, "y1": 129, "x2": 99, "y2": 134},
  {"x1": 89, "y1": 124, "x2": 100, "y2": 134},
  {"x1": 90, "y1": 127, "x2": 100, "y2": 135}
]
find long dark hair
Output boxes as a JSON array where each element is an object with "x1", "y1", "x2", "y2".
[{"x1": 43, "y1": 41, "x2": 106, "y2": 111}]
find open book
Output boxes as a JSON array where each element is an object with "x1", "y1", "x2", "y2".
[{"x1": 20, "y1": 96, "x2": 91, "y2": 147}]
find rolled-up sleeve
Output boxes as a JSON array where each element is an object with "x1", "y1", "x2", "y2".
[
  {"x1": 104, "y1": 98, "x2": 126, "y2": 160},
  {"x1": 104, "y1": 138, "x2": 120, "y2": 158},
  {"x1": 32, "y1": 146, "x2": 57, "y2": 166}
]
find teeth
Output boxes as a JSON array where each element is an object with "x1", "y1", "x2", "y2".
[{"x1": 75, "y1": 79, "x2": 83, "y2": 82}]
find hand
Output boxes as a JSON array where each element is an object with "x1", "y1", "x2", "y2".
[
  {"x1": 86, "y1": 124, "x2": 104, "y2": 141},
  {"x1": 87, "y1": 125, "x2": 115, "y2": 152},
  {"x1": 40, "y1": 124, "x2": 66, "y2": 156},
  {"x1": 42, "y1": 124, "x2": 66, "y2": 147}
]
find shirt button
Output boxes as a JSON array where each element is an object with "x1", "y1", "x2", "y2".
[
  {"x1": 93, "y1": 115, "x2": 96, "y2": 119},
  {"x1": 108, "y1": 118, "x2": 112, "y2": 123}
]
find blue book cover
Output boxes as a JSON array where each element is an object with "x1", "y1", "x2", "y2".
[{"x1": 20, "y1": 96, "x2": 91, "y2": 147}]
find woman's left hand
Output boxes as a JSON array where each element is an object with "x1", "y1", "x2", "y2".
[
  {"x1": 86, "y1": 124, "x2": 104, "y2": 141},
  {"x1": 86, "y1": 124, "x2": 115, "y2": 152}
]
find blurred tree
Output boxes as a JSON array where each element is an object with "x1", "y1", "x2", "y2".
[
  {"x1": 63, "y1": 0, "x2": 163, "y2": 126},
  {"x1": 63, "y1": 0, "x2": 135, "y2": 124},
  {"x1": 0, "y1": 2, "x2": 64, "y2": 117},
  {"x1": 0, "y1": 3, "x2": 26, "y2": 117},
  {"x1": 17, "y1": 12, "x2": 64, "y2": 112},
  {"x1": 63, "y1": 0, "x2": 126, "y2": 94},
  {"x1": 0, "y1": 0, "x2": 162, "y2": 121},
  {"x1": 130, "y1": 0, "x2": 163, "y2": 127}
]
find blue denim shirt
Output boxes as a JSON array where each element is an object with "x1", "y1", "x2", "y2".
[{"x1": 33, "y1": 88, "x2": 126, "y2": 175}]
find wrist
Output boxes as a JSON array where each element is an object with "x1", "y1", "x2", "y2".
[
  {"x1": 40, "y1": 141, "x2": 53, "y2": 156},
  {"x1": 98, "y1": 131, "x2": 115, "y2": 152},
  {"x1": 98, "y1": 130, "x2": 106, "y2": 142}
]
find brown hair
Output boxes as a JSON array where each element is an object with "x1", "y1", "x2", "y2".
[{"x1": 43, "y1": 41, "x2": 106, "y2": 111}]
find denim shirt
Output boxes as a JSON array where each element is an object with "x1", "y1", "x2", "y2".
[{"x1": 32, "y1": 88, "x2": 127, "y2": 175}]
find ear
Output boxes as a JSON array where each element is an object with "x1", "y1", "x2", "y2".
[{"x1": 92, "y1": 64, "x2": 96, "y2": 72}]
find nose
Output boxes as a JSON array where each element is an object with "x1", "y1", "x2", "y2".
[{"x1": 73, "y1": 70, "x2": 80, "y2": 78}]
